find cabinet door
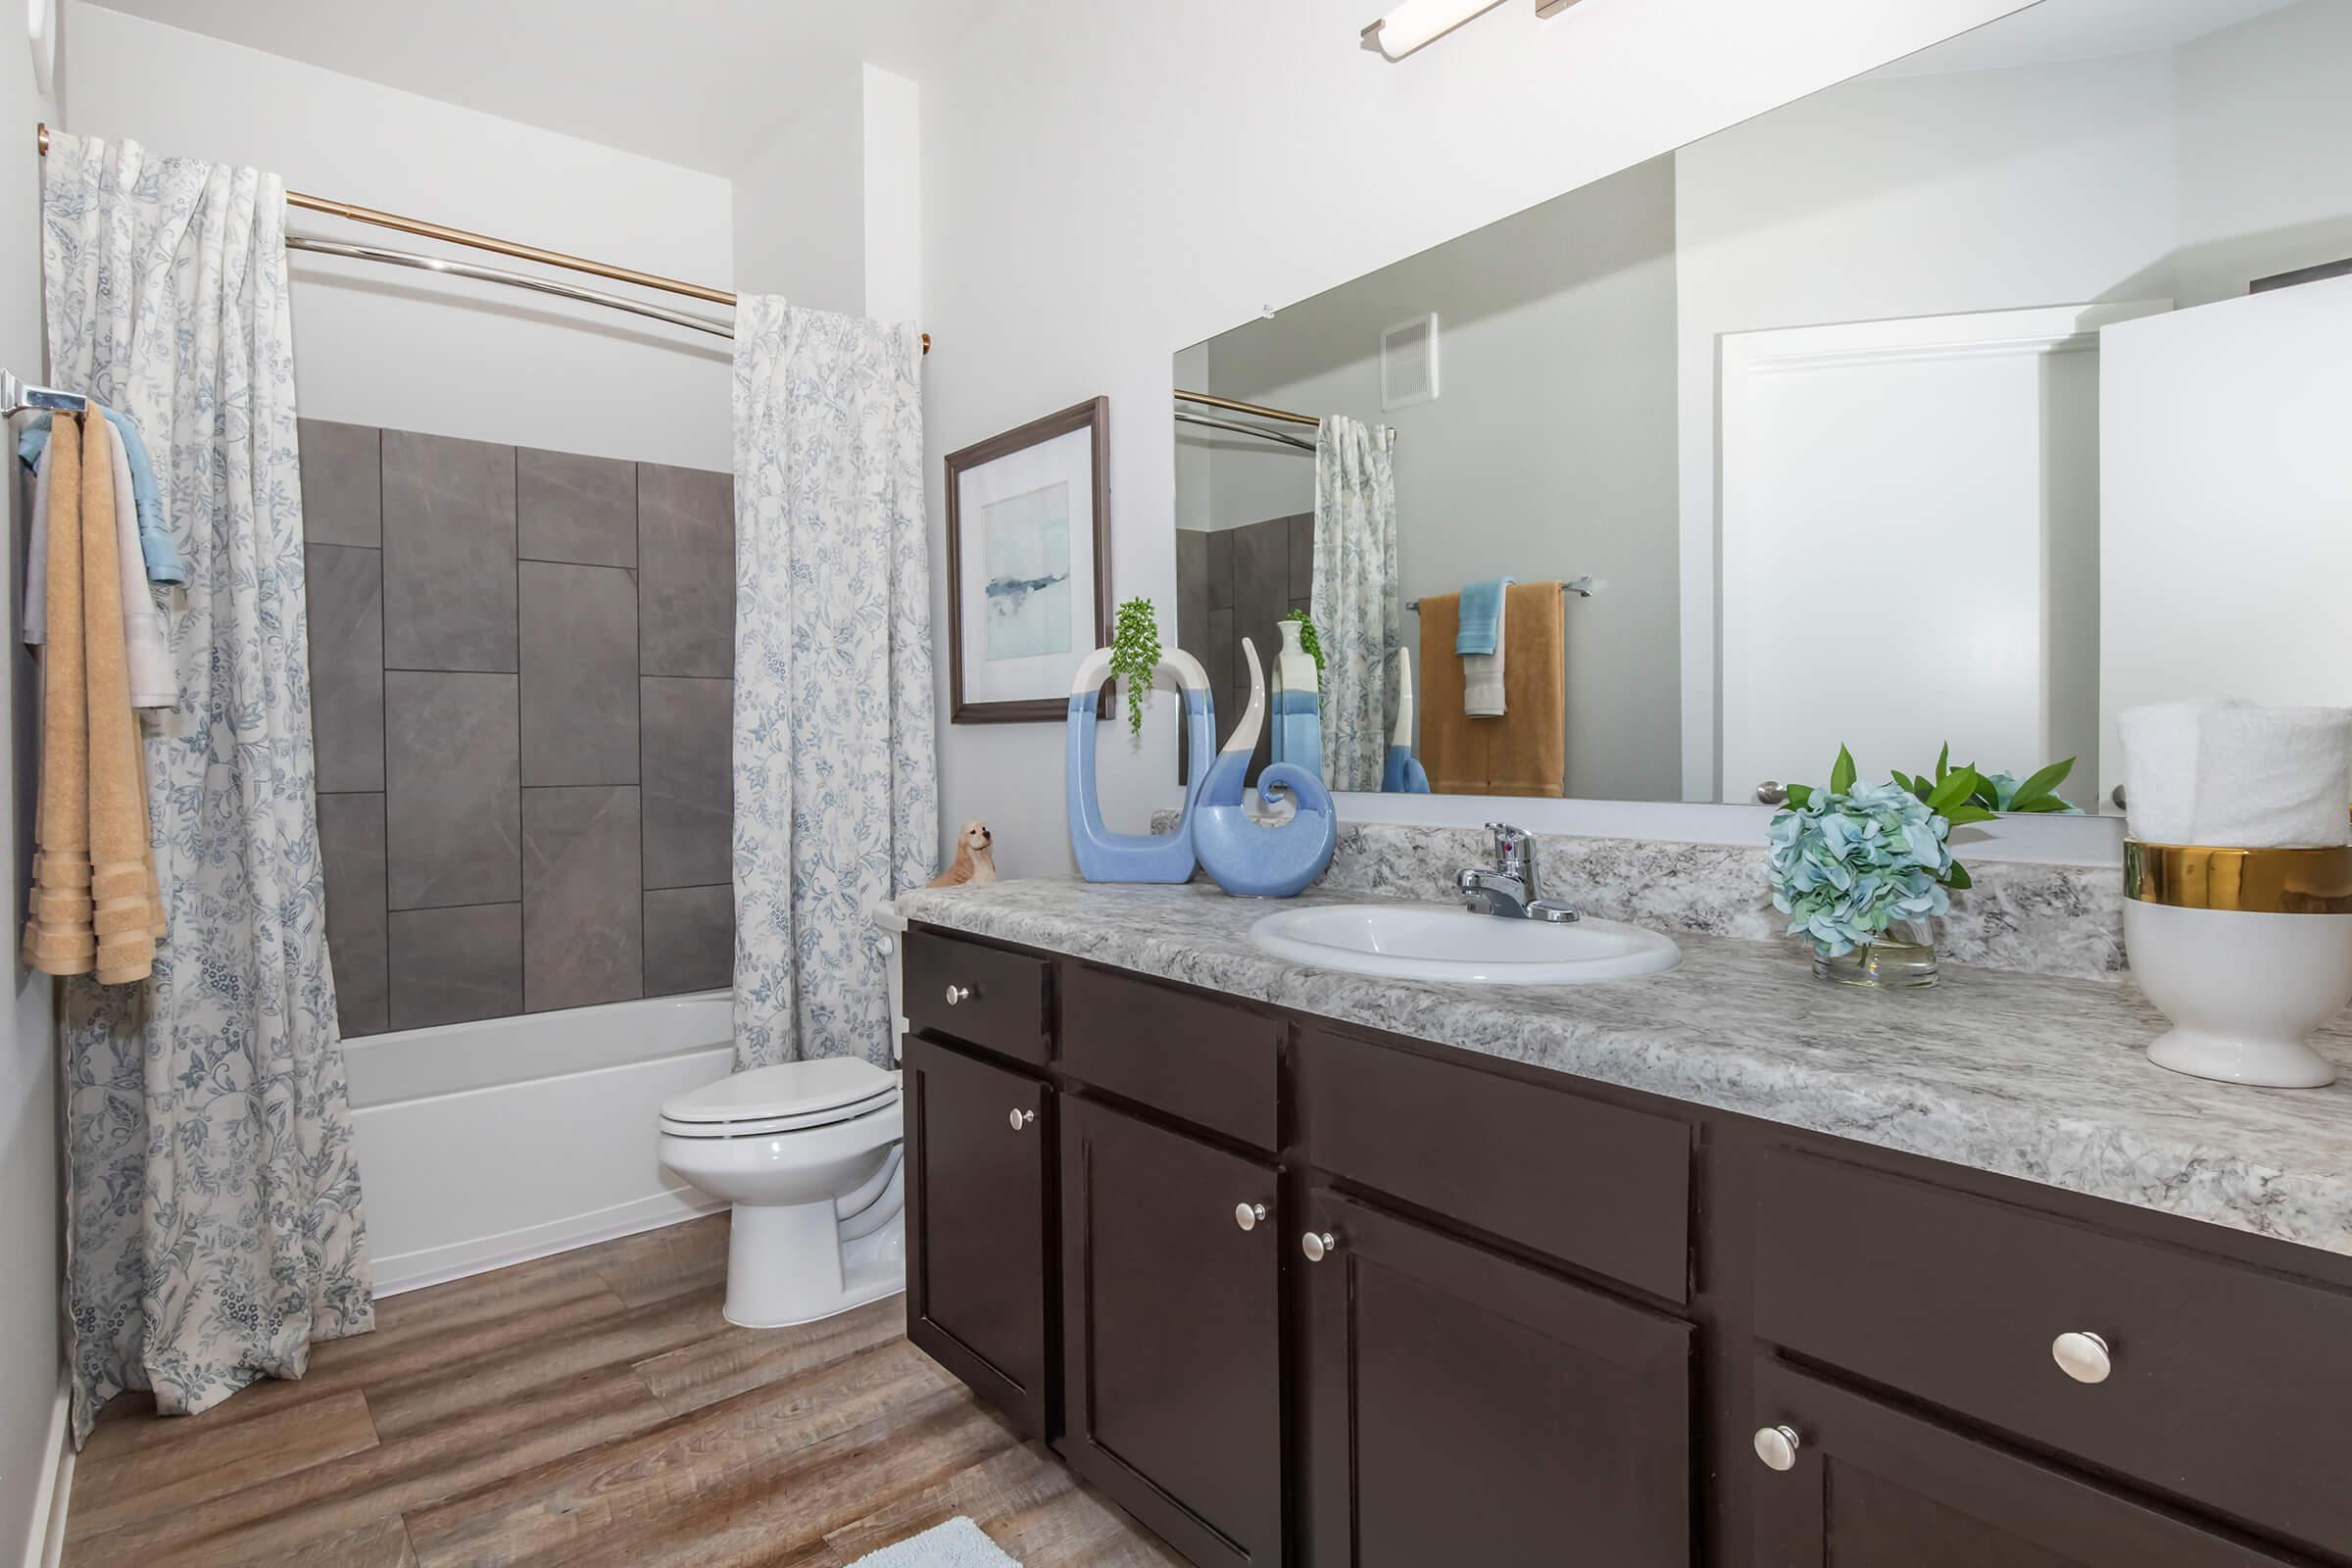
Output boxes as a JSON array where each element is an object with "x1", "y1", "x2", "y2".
[
  {"x1": 1751, "y1": 1360, "x2": 2304, "y2": 1567},
  {"x1": 1302, "y1": 1189, "x2": 1690, "y2": 1568},
  {"x1": 1060, "y1": 1095, "x2": 1284, "y2": 1567},
  {"x1": 905, "y1": 1032, "x2": 1052, "y2": 1436}
]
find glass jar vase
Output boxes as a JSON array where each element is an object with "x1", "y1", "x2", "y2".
[{"x1": 1812, "y1": 921, "x2": 1939, "y2": 988}]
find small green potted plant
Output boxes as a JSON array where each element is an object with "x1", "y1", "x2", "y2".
[
  {"x1": 1106, "y1": 596, "x2": 1162, "y2": 743},
  {"x1": 1768, "y1": 745, "x2": 2003, "y2": 988}
]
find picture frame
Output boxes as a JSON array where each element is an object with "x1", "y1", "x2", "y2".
[{"x1": 945, "y1": 396, "x2": 1113, "y2": 723}]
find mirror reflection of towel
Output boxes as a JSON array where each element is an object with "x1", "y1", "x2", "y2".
[{"x1": 1418, "y1": 582, "x2": 1566, "y2": 798}]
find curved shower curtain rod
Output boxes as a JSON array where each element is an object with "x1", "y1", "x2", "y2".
[{"x1": 35, "y1": 122, "x2": 929, "y2": 353}]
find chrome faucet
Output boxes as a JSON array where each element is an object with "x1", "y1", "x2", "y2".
[{"x1": 1458, "y1": 822, "x2": 1580, "y2": 922}]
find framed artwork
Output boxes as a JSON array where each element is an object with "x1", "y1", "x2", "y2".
[{"x1": 945, "y1": 397, "x2": 1112, "y2": 723}]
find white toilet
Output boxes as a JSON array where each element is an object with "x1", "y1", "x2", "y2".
[{"x1": 658, "y1": 1055, "x2": 907, "y2": 1328}]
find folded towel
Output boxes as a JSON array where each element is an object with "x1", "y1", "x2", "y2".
[
  {"x1": 1464, "y1": 584, "x2": 1508, "y2": 717},
  {"x1": 2118, "y1": 697, "x2": 2352, "y2": 848},
  {"x1": 1454, "y1": 575, "x2": 1515, "y2": 656},
  {"x1": 24, "y1": 412, "x2": 166, "y2": 983},
  {"x1": 19, "y1": 406, "x2": 186, "y2": 586}
]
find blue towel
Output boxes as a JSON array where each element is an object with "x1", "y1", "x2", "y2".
[
  {"x1": 1454, "y1": 576, "x2": 1515, "y2": 657},
  {"x1": 20, "y1": 408, "x2": 188, "y2": 586}
]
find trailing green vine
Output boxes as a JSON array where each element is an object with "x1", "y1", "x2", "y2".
[
  {"x1": 1108, "y1": 596, "x2": 1162, "y2": 740},
  {"x1": 1281, "y1": 608, "x2": 1326, "y2": 693}
]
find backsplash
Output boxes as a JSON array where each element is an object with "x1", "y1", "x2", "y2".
[
  {"x1": 300, "y1": 418, "x2": 737, "y2": 1036},
  {"x1": 1152, "y1": 813, "x2": 2126, "y2": 981}
]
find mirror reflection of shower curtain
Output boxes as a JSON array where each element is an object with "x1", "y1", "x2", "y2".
[{"x1": 1310, "y1": 416, "x2": 1399, "y2": 791}]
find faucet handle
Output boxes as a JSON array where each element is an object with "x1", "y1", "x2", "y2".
[{"x1": 1485, "y1": 821, "x2": 1529, "y2": 869}]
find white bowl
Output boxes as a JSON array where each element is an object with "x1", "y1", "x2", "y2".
[{"x1": 2125, "y1": 900, "x2": 2352, "y2": 1089}]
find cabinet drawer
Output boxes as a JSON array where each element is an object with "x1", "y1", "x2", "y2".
[
  {"x1": 1757, "y1": 1148, "x2": 2352, "y2": 1559},
  {"x1": 905, "y1": 928, "x2": 1051, "y2": 1065},
  {"x1": 1751, "y1": 1358, "x2": 2300, "y2": 1567},
  {"x1": 1298, "y1": 1026, "x2": 1691, "y2": 1302},
  {"x1": 1062, "y1": 963, "x2": 1282, "y2": 1151}
]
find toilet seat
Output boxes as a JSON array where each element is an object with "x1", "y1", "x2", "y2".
[{"x1": 661, "y1": 1058, "x2": 901, "y2": 1140}]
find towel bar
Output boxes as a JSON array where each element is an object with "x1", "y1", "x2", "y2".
[{"x1": 1405, "y1": 577, "x2": 1592, "y2": 611}]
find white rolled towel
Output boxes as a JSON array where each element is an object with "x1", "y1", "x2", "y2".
[{"x1": 2118, "y1": 697, "x2": 2352, "y2": 847}]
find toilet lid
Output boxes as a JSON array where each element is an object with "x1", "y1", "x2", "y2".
[{"x1": 662, "y1": 1057, "x2": 898, "y2": 1125}]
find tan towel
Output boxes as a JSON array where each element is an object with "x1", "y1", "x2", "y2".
[
  {"x1": 1415, "y1": 582, "x2": 1567, "y2": 798},
  {"x1": 24, "y1": 410, "x2": 165, "y2": 983}
]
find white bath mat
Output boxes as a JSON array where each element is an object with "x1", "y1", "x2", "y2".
[{"x1": 846, "y1": 1516, "x2": 1020, "y2": 1568}]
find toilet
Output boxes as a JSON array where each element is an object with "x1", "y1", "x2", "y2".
[{"x1": 658, "y1": 1055, "x2": 907, "y2": 1328}]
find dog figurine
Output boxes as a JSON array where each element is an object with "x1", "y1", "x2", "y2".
[{"x1": 927, "y1": 820, "x2": 999, "y2": 888}]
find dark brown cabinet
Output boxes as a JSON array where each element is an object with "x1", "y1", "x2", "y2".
[
  {"x1": 904, "y1": 1031, "x2": 1054, "y2": 1436},
  {"x1": 1750, "y1": 1360, "x2": 2301, "y2": 1567},
  {"x1": 1301, "y1": 1189, "x2": 1691, "y2": 1568},
  {"x1": 1058, "y1": 1095, "x2": 1286, "y2": 1567},
  {"x1": 904, "y1": 922, "x2": 2352, "y2": 1568}
]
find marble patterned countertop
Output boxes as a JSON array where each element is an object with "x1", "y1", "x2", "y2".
[{"x1": 899, "y1": 877, "x2": 2352, "y2": 1261}]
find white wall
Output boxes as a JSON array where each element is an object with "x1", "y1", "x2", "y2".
[
  {"x1": 734, "y1": 72, "x2": 865, "y2": 315},
  {"x1": 2173, "y1": 0, "x2": 2352, "y2": 307},
  {"x1": 735, "y1": 64, "x2": 922, "y2": 326},
  {"x1": 3, "y1": 11, "x2": 63, "y2": 1565},
  {"x1": 67, "y1": 3, "x2": 736, "y2": 470},
  {"x1": 1673, "y1": 48, "x2": 2180, "y2": 801},
  {"x1": 1186, "y1": 155, "x2": 1683, "y2": 802},
  {"x1": 919, "y1": 0, "x2": 2037, "y2": 878}
]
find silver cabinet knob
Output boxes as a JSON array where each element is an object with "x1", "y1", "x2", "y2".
[
  {"x1": 1235, "y1": 1201, "x2": 1267, "y2": 1232},
  {"x1": 1007, "y1": 1107, "x2": 1035, "y2": 1131},
  {"x1": 944, "y1": 984, "x2": 972, "y2": 1005},
  {"x1": 2051, "y1": 1331, "x2": 2112, "y2": 1385},
  {"x1": 1755, "y1": 781, "x2": 1788, "y2": 806},
  {"x1": 1753, "y1": 1425, "x2": 1801, "y2": 1472},
  {"x1": 1300, "y1": 1230, "x2": 1339, "y2": 1262}
]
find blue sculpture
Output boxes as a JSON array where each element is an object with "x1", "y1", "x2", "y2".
[
  {"x1": 1194, "y1": 638, "x2": 1338, "y2": 899},
  {"x1": 1066, "y1": 643, "x2": 1216, "y2": 882},
  {"x1": 1382, "y1": 646, "x2": 1431, "y2": 794}
]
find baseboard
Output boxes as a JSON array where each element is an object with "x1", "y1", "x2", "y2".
[
  {"x1": 23, "y1": 1375, "x2": 69, "y2": 1568},
  {"x1": 371, "y1": 1188, "x2": 727, "y2": 1298}
]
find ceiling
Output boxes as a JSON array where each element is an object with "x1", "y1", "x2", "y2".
[
  {"x1": 78, "y1": 0, "x2": 985, "y2": 173},
  {"x1": 1871, "y1": 0, "x2": 2303, "y2": 78}
]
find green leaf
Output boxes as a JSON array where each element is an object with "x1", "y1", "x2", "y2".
[
  {"x1": 1942, "y1": 803, "x2": 1998, "y2": 828},
  {"x1": 1944, "y1": 859, "x2": 1974, "y2": 890},
  {"x1": 1784, "y1": 783, "x2": 1814, "y2": 808},
  {"x1": 1936, "y1": 742, "x2": 1951, "y2": 783},
  {"x1": 2013, "y1": 797, "x2": 2073, "y2": 813},
  {"x1": 1888, "y1": 769, "x2": 1916, "y2": 795},
  {"x1": 1926, "y1": 765, "x2": 1981, "y2": 815},
  {"x1": 2006, "y1": 756, "x2": 2076, "y2": 810},
  {"x1": 1829, "y1": 745, "x2": 1857, "y2": 797}
]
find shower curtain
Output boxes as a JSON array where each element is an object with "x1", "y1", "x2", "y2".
[
  {"x1": 43, "y1": 132, "x2": 371, "y2": 1442},
  {"x1": 731, "y1": 299, "x2": 938, "y2": 1070},
  {"x1": 1312, "y1": 415, "x2": 1401, "y2": 792}
]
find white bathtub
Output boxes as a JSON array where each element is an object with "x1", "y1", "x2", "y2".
[{"x1": 346, "y1": 991, "x2": 736, "y2": 1296}]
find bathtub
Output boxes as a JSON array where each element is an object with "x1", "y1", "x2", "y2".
[{"x1": 345, "y1": 991, "x2": 737, "y2": 1296}]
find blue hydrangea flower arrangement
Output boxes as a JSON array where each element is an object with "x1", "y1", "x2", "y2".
[{"x1": 1768, "y1": 746, "x2": 1997, "y2": 958}]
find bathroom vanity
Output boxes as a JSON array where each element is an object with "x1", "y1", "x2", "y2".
[{"x1": 896, "y1": 880, "x2": 2352, "y2": 1568}]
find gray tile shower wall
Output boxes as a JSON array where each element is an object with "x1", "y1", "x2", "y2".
[
  {"x1": 300, "y1": 418, "x2": 737, "y2": 1037},
  {"x1": 1174, "y1": 514, "x2": 1312, "y2": 784}
]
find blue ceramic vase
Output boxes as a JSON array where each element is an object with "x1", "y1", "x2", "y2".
[
  {"x1": 1193, "y1": 638, "x2": 1338, "y2": 898},
  {"x1": 1066, "y1": 644, "x2": 1216, "y2": 882},
  {"x1": 1381, "y1": 646, "x2": 1431, "y2": 794}
]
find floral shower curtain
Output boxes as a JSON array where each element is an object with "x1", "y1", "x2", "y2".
[
  {"x1": 731, "y1": 299, "x2": 938, "y2": 1070},
  {"x1": 44, "y1": 132, "x2": 372, "y2": 1442},
  {"x1": 1311, "y1": 415, "x2": 1401, "y2": 792}
]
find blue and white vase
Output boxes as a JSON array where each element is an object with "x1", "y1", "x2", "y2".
[
  {"x1": 1065, "y1": 644, "x2": 1216, "y2": 882},
  {"x1": 1381, "y1": 646, "x2": 1431, "y2": 794},
  {"x1": 1268, "y1": 618, "x2": 1324, "y2": 785},
  {"x1": 1194, "y1": 638, "x2": 1338, "y2": 898}
]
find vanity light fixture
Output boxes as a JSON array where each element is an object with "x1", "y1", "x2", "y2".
[{"x1": 1361, "y1": 0, "x2": 1579, "y2": 62}]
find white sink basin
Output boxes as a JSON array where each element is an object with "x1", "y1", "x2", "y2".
[{"x1": 1249, "y1": 902, "x2": 1681, "y2": 986}]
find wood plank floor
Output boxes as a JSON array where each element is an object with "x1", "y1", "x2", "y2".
[{"x1": 65, "y1": 1216, "x2": 1187, "y2": 1567}]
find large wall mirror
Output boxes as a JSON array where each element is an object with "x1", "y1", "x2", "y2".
[{"x1": 1171, "y1": 0, "x2": 2352, "y2": 815}]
